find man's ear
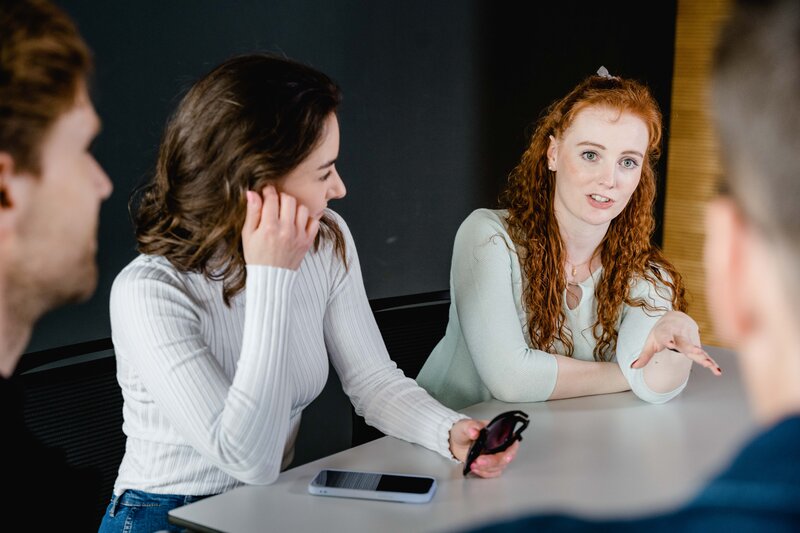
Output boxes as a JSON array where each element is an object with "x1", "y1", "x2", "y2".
[
  {"x1": 704, "y1": 197, "x2": 752, "y2": 343},
  {"x1": 0, "y1": 152, "x2": 32, "y2": 236},
  {"x1": 0, "y1": 152, "x2": 15, "y2": 209}
]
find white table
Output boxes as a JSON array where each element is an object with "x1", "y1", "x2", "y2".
[{"x1": 169, "y1": 346, "x2": 756, "y2": 532}]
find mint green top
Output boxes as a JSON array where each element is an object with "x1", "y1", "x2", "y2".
[{"x1": 416, "y1": 209, "x2": 687, "y2": 410}]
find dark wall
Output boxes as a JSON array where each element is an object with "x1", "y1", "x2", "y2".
[{"x1": 29, "y1": 1, "x2": 677, "y2": 352}]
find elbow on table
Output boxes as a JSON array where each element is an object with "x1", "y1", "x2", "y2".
[
  {"x1": 630, "y1": 380, "x2": 686, "y2": 405},
  {"x1": 209, "y1": 445, "x2": 282, "y2": 485},
  {"x1": 487, "y1": 383, "x2": 551, "y2": 404},
  {"x1": 229, "y1": 462, "x2": 281, "y2": 486},
  {"x1": 480, "y1": 351, "x2": 557, "y2": 404}
]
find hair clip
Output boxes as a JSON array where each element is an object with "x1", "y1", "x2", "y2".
[{"x1": 597, "y1": 66, "x2": 612, "y2": 78}]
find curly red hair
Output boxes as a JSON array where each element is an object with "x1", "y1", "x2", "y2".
[{"x1": 500, "y1": 74, "x2": 687, "y2": 361}]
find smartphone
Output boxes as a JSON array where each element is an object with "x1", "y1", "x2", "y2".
[{"x1": 308, "y1": 469, "x2": 436, "y2": 504}]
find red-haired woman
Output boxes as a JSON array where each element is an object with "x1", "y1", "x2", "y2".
[{"x1": 418, "y1": 70, "x2": 721, "y2": 410}]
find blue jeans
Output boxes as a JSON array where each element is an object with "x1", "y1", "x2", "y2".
[{"x1": 98, "y1": 489, "x2": 210, "y2": 533}]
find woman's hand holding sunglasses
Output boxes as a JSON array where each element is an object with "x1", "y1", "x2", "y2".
[
  {"x1": 242, "y1": 185, "x2": 320, "y2": 270},
  {"x1": 449, "y1": 411, "x2": 529, "y2": 478}
]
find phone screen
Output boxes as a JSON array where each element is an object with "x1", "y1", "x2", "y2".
[{"x1": 313, "y1": 470, "x2": 434, "y2": 494}]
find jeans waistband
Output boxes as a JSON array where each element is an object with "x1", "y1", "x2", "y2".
[{"x1": 108, "y1": 489, "x2": 207, "y2": 518}]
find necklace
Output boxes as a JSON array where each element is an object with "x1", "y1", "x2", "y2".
[{"x1": 565, "y1": 253, "x2": 596, "y2": 284}]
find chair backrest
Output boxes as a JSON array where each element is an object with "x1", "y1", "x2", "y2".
[
  {"x1": 17, "y1": 340, "x2": 123, "y2": 524},
  {"x1": 352, "y1": 290, "x2": 451, "y2": 446}
]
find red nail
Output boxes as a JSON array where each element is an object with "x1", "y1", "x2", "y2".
[{"x1": 630, "y1": 358, "x2": 639, "y2": 369}]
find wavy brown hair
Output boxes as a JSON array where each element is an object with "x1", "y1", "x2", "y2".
[
  {"x1": 132, "y1": 54, "x2": 347, "y2": 305},
  {"x1": 500, "y1": 74, "x2": 687, "y2": 361},
  {"x1": 0, "y1": 0, "x2": 91, "y2": 174}
]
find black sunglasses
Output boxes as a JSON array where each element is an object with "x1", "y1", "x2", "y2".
[{"x1": 463, "y1": 410, "x2": 529, "y2": 476}]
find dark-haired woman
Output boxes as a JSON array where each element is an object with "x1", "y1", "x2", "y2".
[
  {"x1": 417, "y1": 70, "x2": 721, "y2": 411},
  {"x1": 98, "y1": 55, "x2": 516, "y2": 533}
]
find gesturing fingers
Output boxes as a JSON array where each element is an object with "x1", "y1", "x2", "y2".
[
  {"x1": 631, "y1": 340, "x2": 657, "y2": 369},
  {"x1": 671, "y1": 334, "x2": 704, "y2": 357},
  {"x1": 639, "y1": 335, "x2": 722, "y2": 377},
  {"x1": 633, "y1": 311, "x2": 717, "y2": 373},
  {"x1": 670, "y1": 335, "x2": 721, "y2": 375}
]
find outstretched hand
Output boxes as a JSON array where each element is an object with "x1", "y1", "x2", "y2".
[
  {"x1": 449, "y1": 419, "x2": 519, "y2": 478},
  {"x1": 241, "y1": 185, "x2": 320, "y2": 270},
  {"x1": 632, "y1": 311, "x2": 722, "y2": 376}
]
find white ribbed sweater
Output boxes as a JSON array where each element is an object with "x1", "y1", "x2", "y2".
[{"x1": 109, "y1": 211, "x2": 464, "y2": 496}]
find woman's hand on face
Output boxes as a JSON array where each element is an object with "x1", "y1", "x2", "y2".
[
  {"x1": 449, "y1": 419, "x2": 519, "y2": 478},
  {"x1": 632, "y1": 310, "x2": 722, "y2": 376},
  {"x1": 241, "y1": 185, "x2": 320, "y2": 270}
]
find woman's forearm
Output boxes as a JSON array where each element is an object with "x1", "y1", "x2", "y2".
[
  {"x1": 548, "y1": 354, "x2": 631, "y2": 400},
  {"x1": 641, "y1": 349, "x2": 692, "y2": 393}
]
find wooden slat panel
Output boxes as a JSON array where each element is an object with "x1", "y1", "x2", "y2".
[{"x1": 664, "y1": 0, "x2": 731, "y2": 347}]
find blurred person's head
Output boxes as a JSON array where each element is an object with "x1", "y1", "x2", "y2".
[
  {"x1": 0, "y1": 0, "x2": 112, "y2": 375},
  {"x1": 133, "y1": 54, "x2": 346, "y2": 306},
  {"x1": 706, "y1": 0, "x2": 800, "y2": 423}
]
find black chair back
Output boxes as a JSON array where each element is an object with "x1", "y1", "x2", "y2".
[
  {"x1": 17, "y1": 340, "x2": 123, "y2": 524},
  {"x1": 352, "y1": 290, "x2": 451, "y2": 446}
]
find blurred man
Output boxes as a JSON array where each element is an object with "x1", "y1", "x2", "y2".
[
  {"x1": 0, "y1": 0, "x2": 112, "y2": 527},
  {"x1": 470, "y1": 0, "x2": 800, "y2": 530}
]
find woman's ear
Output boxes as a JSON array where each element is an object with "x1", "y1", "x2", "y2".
[
  {"x1": 704, "y1": 197, "x2": 751, "y2": 343},
  {"x1": 546, "y1": 135, "x2": 558, "y2": 171}
]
